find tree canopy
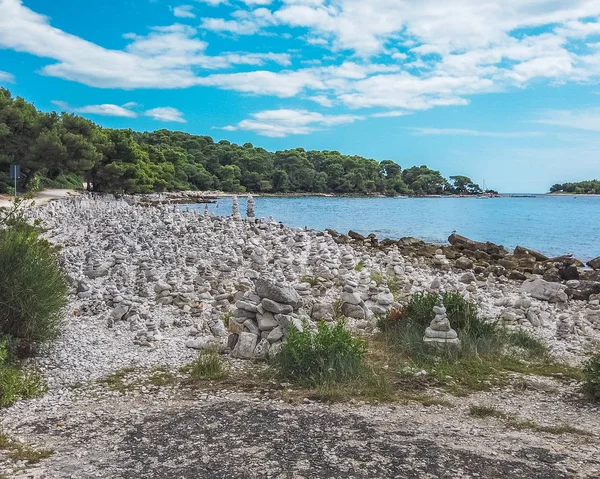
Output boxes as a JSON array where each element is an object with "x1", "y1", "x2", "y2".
[
  {"x1": 0, "y1": 88, "x2": 485, "y2": 196},
  {"x1": 550, "y1": 181, "x2": 600, "y2": 194}
]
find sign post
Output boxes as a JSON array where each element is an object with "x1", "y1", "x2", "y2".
[{"x1": 9, "y1": 164, "x2": 20, "y2": 198}]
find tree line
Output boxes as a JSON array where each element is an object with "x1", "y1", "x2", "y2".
[
  {"x1": 0, "y1": 88, "x2": 485, "y2": 196},
  {"x1": 550, "y1": 181, "x2": 600, "y2": 195}
]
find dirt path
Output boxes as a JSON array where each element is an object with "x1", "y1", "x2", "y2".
[
  {"x1": 3, "y1": 379, "x2": 599, "y2": 479},
  {"x1": 0, "y1": 189, "x2": 80, "y2": 208}
]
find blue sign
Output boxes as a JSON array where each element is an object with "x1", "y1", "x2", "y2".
[{"x1": 9, "y1": 164, "x2": 20, "y2": 180}]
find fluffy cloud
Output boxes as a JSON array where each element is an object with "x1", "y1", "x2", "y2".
[
  {"x1": 222, "y1": 108, "x2": 363, "y2": 136},
  {"x1": 172, "y1": 5, "x2": 196, "y2": 18},
  {"x1": 2, "y1": 0, "x2": 600, "y2": 125},
  {"x1": 0, "y1": 70, "x2": 15, "y2": 82},
  {"x1": 409, "y1": 128, "x2": 544, "y2": 138},
  {"x1": 52, "y1": 100, "x2": 137, "y2": 117},
  {"x1": 0, "y1": 0, "x2": 288, "y2": 89},
  {"x1": 52, "y1": 100, "x2": 185, "y2": 122},
  {"x1": 145, "y1": 107, "x2": 186, "y2": 122},
  {"x1": 532, "y1": 108, "x2": 600, "y2": 132}
]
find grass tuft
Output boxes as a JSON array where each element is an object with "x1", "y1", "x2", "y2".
[
  {"x1": 582, "y1": 350, "x2": 600, "y2": 401},
  {"x1": 300, "y1": 276, "x2": 320, "y2": 287},
  {"x1": 0, "y1": 340, "x2": 45, "y2": 408},
  {"x1": 0, "y1": 429, "x2": 54, "y2": 464},
  {"x1": 190, "y1": 350, "x2": 228, "y2": 381},
  {"x1": 469, "y1": 405, "x2": 506, "y2": 419}
]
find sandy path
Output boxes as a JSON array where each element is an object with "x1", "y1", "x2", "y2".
[{"x1": 0, "y1": 189, "x2": 80, "y2": 208}]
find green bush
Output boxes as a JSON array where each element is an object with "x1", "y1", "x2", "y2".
[
  {"x1": 190, "y1": 350, "x2": 228, "y2": 381},
  {"x1": 42, "y1": 172, "x2": 84, "y2": 190},
  {"x1": 0, "y1": 225, "x2": 67, "y2": 352},
  {"x1": 0, "y1": 341, "x2": 44, "y2": 408},
  {"x1": 274, "y1": 321, "x2": 366, "y2": 385},
  {"x1": 582, "y1": 351, "x2": 600, "y2": 401}
]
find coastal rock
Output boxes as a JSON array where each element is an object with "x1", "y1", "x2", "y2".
[
  {"x1": 255, "y1": 278, "x2": 302, "y2": 306},
  {"x1": 455, "y1": 256, "x2": 474, "y2": 270},
  {"x1": 514, "y1": 246, "x2": 549, "y2": 262},
  {"x1": 521, "y1": 278, "x2": 568, "y2": 303},
  {"x1": 311, "y1": 302, "x2": 335, "y2": 321},
  {"x1": 261, "y1": 298, "x2": 293, "y2": 315},
  {"x1": 231, "y1": 332, "x2": 258, "y2": 359},
  {"x1": 587, "y1": 256, "x2": 600, "y2": 270},
  {"x1": 568, "y1": 281, "x2": 600, "y2": 301}
]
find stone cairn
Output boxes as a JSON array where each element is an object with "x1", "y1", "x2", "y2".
[
  {"x1": 247, "y1": 194, "x2": 255, "y2": 220},
  {"x1": 423, "y1": 295, "x2": 460, "y2": 346},
  {"x1": 229, "y1": 276, "x2": 307, "y2": 360},
  {"x1": 232, "y1": 195, "x2": 242, "y2": 221}
]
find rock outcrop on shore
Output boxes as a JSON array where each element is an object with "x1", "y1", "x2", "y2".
[{"x1": 22, "y1": 195, "x2": 600, "y2": 387}]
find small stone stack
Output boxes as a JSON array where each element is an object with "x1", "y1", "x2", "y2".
[
  {"x1": 424, "y1": 296, "x2": 460, "y2": 346},
  {"x1": 432, "y1": 249, "x2": 451, "y2": 271},
  {"x1": 229, "y1": 276, "x2": 305, "y2": 360},
  {"x1": 246, "y1": 194, "x2": 255, "y2": 219},
  {"x1": 232, "y1": 195, "x2": 242, "y2": 221}
]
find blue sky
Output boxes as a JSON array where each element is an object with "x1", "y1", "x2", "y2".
[{"x1": 1, "y1": 0, "x2": 600, "y2": 192}]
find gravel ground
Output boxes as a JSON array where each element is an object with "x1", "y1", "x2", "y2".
[{"x1": 2, "y1": 373, "x2": 599, "y2": 479}]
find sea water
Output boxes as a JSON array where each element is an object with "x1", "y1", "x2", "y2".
[{"x1": 185, "y1": 195, "x2": 600, "y2": 262}]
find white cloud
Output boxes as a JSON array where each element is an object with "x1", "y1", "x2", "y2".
[
  {"x1": 241, "y1": 0, "x2": 272, "y2": 5},
  {"x1": 145, "y1": 107, "x2": 186, "y2": 122},
  {"x1": 51, "y1": 100, "x2": 137, "y2": 117},
  {"x1": 0, "y1": 0, "x2": 288, "y2": 89},
  {"x1": 222, "y1": 108, "x2": 364, "y2": 136},
  {"x1": 0, "y1": 70, "x2": 15, "y2": 82},
  {"x1": 2, "y1": 0, "x2": 600, "y2": 130},
  {"x1": 532, "y1": 108, "x2": 600, "y2": 132},
  {"x1": 409, "y1": 128, "x2": 544, "y2": 138},
  {"x1": 309, "y1": 95, "x2": 333, "y2": 107},
  {"x1": 195, "y1": 0, "x2": 227, "y2": 5},
  {"x1": 172, "y1": 5, "x2": 196, "y2": 18},
  {"x1": 371, "y1": 110, "x2": 410, "y2": 118}
]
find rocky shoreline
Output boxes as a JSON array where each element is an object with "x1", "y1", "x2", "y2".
[
  {"x1": 15, "y1": 192, "x2": 600, "y2": 384},
  {"x1": 2, "y1": 192, "x2": 600, "y2": 478}
]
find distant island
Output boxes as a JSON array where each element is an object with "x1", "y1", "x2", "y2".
[
  {"x1": 549, "y1": 181, "x2": 600, "y2": 195},
  {"x1": 1, "y1": 88, "x2": 490, "y2": 197}
]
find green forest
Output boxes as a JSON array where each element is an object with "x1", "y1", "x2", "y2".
[
  {"x1": 550, "y1": 181, "x2": 600, "y2": 194},
  {"x1": 0, "y1": 88, "x2": 484, "y2": 196}
]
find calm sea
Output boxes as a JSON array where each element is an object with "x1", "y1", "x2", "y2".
[{"x1": 184, "y1": 195, "x2": 600, "y2": 262}]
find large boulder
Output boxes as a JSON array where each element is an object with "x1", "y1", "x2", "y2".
[
  {"x1": 514, "y1": 246, "x2": 549, "y2": 262},
  {"x1": 568, "y1": 281, "x2": 600, "y2": 301},
  {"x1": 587, "y1": 256, "x2": 600, "y2": 270},
  {"x1": 348, "y1": 230, "x2": 366, "y2": 241},
  {"x1": 521, "y1": 278, "x2": 568, "y2": 302},
  {"x1": 255, "y1": 277, "x2": 302, "y2": 306},
  {"x1": 448, "y1": 233, "x2": 506, "y2": 256},
  {"x1": 231, "y1": 332, "x2": 258, "y2": 359}
]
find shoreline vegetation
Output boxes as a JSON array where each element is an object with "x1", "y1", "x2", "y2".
[
  {"x1": 549, "y1": 180, "x2": 600, "y2": 195},
  {"x1": 1, "y1": 88, "x2": 495, "y2": 198}
]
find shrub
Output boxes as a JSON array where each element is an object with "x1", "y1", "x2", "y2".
[
  {"x1": 274, "y1": 321, "x2": 366, "y2": 385},
  {"x1": 582, "y1": 351, "x2": 600, "y2": 401},
  {"x1": 190, "y1": 350, "x2": 228, "y2": 381},
  {"x1": 0, "y1": 341, "x2": 44, "y2": 408},
  {"x1": 378, "y1": 291, "x2": 545, "y2": 361},
  {"x1": 0, "y1": 221, "x2": 67, "y2": 352}
]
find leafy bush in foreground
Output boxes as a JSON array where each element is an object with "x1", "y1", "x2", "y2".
[
  {"x1": 274, "y1": 321, "x2": 366, "y2": 385},
  {"x1": 582, "y1": 351, "x2": 600, "y2": 401},
  {"x1": 0, "y1": 208, "x2": 67, "y2": 354}
]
